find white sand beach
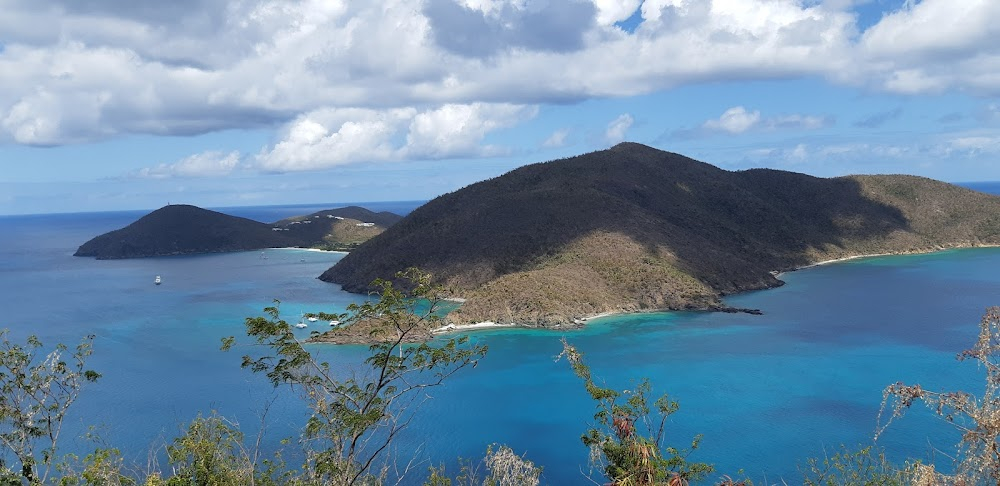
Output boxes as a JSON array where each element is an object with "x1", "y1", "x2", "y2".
[
  {"x1": 774, "y1": 244, "x2": 1000, "y2": 278},
  {"x1": 431, "y1": 321, "x2": 518, "y2": 334},
  {"x1": 273, "y1": 247, "x2": 348, "y2": 254}
]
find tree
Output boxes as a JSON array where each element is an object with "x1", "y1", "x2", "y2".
[
  {"x1": 559, "y1": 339, "x2": 713, "y2": 485},
  {"x1": 0, "y1": 331, "x2": 100, "y2": 485},
  {"x1": 877, "y1": 306, "x2": 1000, "y2": 484},
  {"x1": 226, "y1": 268, "x2": 488, "y2": 485},
  {"x1": 159, "y1": 413, "x2": 257, "y2": 486},
  {"x1": 799, "y1": 445, "x2": 906, "y2": 486},
  {"x1": 424, "y1": 444, "x2": 541, "y2": 486},
  {"x1": 55, "y1": 444, "x2": 135, "y2": 486}
]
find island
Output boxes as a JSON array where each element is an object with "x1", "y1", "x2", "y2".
[
  {"x1": 74, "y1": 205, "x2": 402, "y2": 259},
  {"x1": 319, "y1": 142, "x2": 1000, "y2": 329}
]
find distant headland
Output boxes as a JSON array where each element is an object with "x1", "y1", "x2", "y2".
[
  {"x1": 74, "y1": 204, "x2": 402, "y2": 259},
  {"x1": 319, "y1": 142, "x2": 1000, "y2": 330}
]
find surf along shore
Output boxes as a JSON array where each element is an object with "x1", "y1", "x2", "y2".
[
  {"x1": 308, "y1": 243, "x2": 1000, "y2": 344},
  {"x1": 429, "y1": 244, "x2": 1000, "y2": 336}
]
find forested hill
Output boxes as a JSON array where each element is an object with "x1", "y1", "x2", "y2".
[
  {"x1": 75, "y1": 205, "x2": 401, "y2": 259},
  {"x1": 321, "y1": 142, "x2": 1000, "y2": 327},
  {"x1": 276, "y1": 206, "x2": 401, "y2": 228}
]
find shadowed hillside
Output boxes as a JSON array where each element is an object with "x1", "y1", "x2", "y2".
[
  {"x1": 74, "y1": 205, "x2": 296, "y2": 259},
  {"x1": 321, "y1": 143, "x2": 1000, "y2": 326},
  {"x1": 75, "y1": 205, "x2": 402, "y2": 259}
]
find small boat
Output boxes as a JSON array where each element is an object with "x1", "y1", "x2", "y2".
[
  {"x1": 329, "y1": 320, "x2": 341, "y2": 327},
  {"x1": 154, "y1": 275, "x2": 161, "y2": 285},
  {"x1": 307, "y1": 316, "x2": 318, "y2": 322},
  {"x1": 295, "y1": 322, "x2": 308, "y2": 329}
]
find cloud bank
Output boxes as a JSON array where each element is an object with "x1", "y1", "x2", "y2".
[{"x1": 0, "y1": 0, "x2": 997, "y2": 167}]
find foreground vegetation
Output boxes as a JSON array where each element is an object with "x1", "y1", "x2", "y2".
[{"x1": 1, "y1": 270, "x2": 998, "y2": 484}]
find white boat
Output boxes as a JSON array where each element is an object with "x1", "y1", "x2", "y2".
[
  {"x1": 295, "y1": 322, "x2": 308, "y2": 329},
  {"x1": 307, "y1": 316, "x2": 318, "y2": 322},
  {"x1": 329, "y1": 320, "x2": 341, "y2": 327},
  {"x1": 154, "y1": 275, "x2": 161, "y2": 285}
]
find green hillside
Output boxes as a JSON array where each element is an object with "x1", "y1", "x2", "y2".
[
  {"x1": 75, "y1": 205, "x2": 401, "y2": 259},
  {"x1": 321, "y1": 143, "x2": 1000, "y2": 326}
]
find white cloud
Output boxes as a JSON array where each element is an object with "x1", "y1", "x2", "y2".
[
  {"x1": 542, "y1": 128, "x2": 570, "y2": 148},
  {"x1": 0, "y1": 0, "x2": 859, "y2": 145},
  {"x1": 703, "y1": 106, "x2": 761, "y2": 134},
  {"x1": 728, "y1": 127, "x2": 1000, "y2": 180},
  {"x1": 690, "y1": 106, "x2": 830, "y2": 137},
  {"x1": 605, "y1": 114, "x2": 634, "y2": 143},
  {"x1": 456, "y1": 0, "x2": 525, "y2": 17},
  {"x1": 818, "y1": 142, "x2": 910, "y2": 159},
  {"x1": 771, "y1": 114, "x2": 829, "y2": 130},
  {"x1": 134, "y1": 150, "x2": 241, "y2": 178},
  {"x1": 592, "y1": 0, "x2": 642, "y2": 25},
  {"x1": 0, "y1": 0, "x2": 997, "y2": 150},
  {"x1": 404, "y1": 103, "x2": 536, "y2": 158},
  {"x1": 1, "y1": 88, "x2": 113, "y2": 145},
  {"x1": 256, "y1": 108, "x2": 415, "y2": 172},
  {"x1": 746, "y1": 147, "x2": 777, "y2": 158},
  {"x1": 789, "y1": 143, "x2": 808, "y2": 161},
  {"x1": 857, "y1": 0, "x2": 1000, "y2": 95},
  {"x1": 947, "y1": 136, "x2": 1000, "y2": 154},
  {"x1": 861, "y1": 0, "x2": 999, "y2": 61},
  {"x1": 256, "y1": 103, "x2": 535, "y2": 171}
]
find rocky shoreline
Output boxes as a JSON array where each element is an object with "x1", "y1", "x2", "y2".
[{"x1": 308, "y1": 244, "x2": 1000, "y2": 345}]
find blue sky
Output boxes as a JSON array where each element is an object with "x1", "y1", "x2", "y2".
[{"x1": 1, "y1": 0, "x2": 999, "y2": 215}]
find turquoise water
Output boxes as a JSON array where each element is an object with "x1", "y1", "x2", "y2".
[{"x1": 1, "y1": 206, "x2": 999, "y2": 483}]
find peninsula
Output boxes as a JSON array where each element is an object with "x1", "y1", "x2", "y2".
[
  {"x1": 320, "y1": 143, "x2": 1000, "y2": 328},
  {"x1": 74, "y1": 205, "x2": 401, "y2": 259}
]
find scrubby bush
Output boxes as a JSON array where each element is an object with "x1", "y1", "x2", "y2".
[
  {"x1": 559, "y1": 339, "x2": 713, "y2": 485},
  {"x1": 0, "y1": 331, "x2": 100, "y2": 484},
  {"x1": 878, "y1": 306, "x2": 1000, "y2": 484},
  {"x1": 227, "y1": 268, "x2": 488, "y2": 485}
]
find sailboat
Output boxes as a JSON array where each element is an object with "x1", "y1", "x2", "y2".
[{"x1": 154, "y1": 275, "x2": 161, "y2": 285}]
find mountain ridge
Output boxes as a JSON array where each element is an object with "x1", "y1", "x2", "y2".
[
  {"x1": 74, "y1": 205, "x2": 402, "y2": 259},
  {"x1": 321, "y1": 143, "x2": 1000, "y2": 327}
]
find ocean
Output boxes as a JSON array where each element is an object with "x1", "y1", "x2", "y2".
[{"x1": 2, "y1": 190, "x2": 1000, "y2": 484}]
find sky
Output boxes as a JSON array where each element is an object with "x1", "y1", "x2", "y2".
[{"x1": 1, "y1": 0, "x2": 999, "y2": 215}]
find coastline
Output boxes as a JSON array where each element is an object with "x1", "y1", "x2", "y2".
[
  {"x1": 430, "y1": 311, "x2": 617, "y2": 336},
  {"x1": 574, "y1": 311, "x2": 615, "y2": 324},
  {"x1": 772, "y1": 253, "x2": 897, "y2": 278},
  {"x1": 774, "y1": 244, "x2": 1000, "y2": 278},
  {"x1": 317, "y1": 245, "x2": 1000, "y2": 343},
  {"x1": 431, "y1": 321, "x2": 518, "y2": 334},
  {"x1": 273, "y1": 247, "x2": 348, "y2": 254},
  {"x1": 433, "y1": 245, "x2": 1000, "y2": 337}
]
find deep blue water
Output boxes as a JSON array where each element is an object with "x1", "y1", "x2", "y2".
[{"x1": 2, "y1": 200, "x2": 1000, "y2": 484}]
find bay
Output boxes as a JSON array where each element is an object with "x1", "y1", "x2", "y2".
[{"x1": 1, "y1": 202, "x2": 998, "y2": 483}]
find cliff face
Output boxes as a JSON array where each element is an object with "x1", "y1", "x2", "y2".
[
  {"x1": 75, "y1": 205, "x2": 402, "y2": 259},
  {"x1": 321, "y1": 143, "x2": 1000, "y2": 326}
]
